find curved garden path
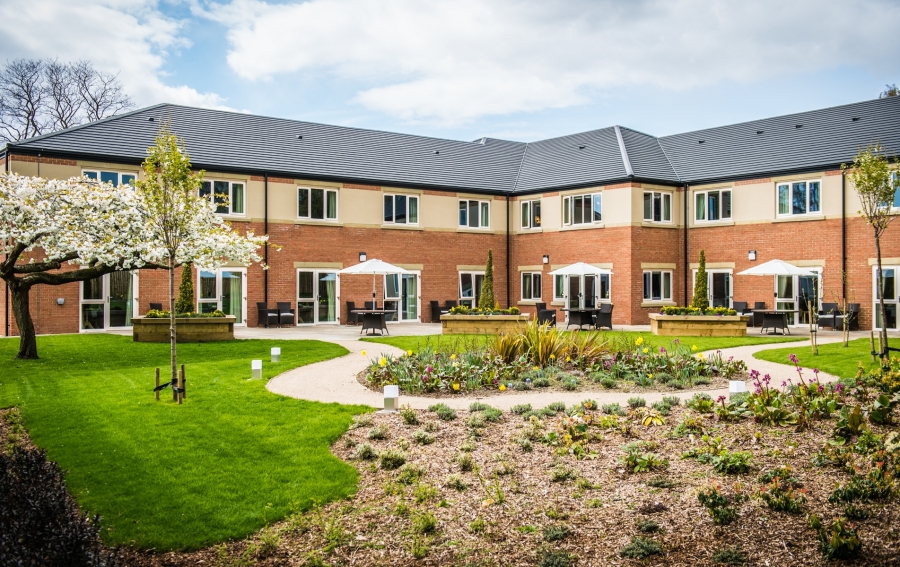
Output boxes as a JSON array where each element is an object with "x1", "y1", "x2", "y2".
[{"x1": 266, "y1": 333, "x2": 851, "y2": 411}]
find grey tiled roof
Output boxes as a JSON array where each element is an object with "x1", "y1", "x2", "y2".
[
  {"x1": 658, "y1": 96, "x2": 900, "y2": 183},
  {"x1": 7, "y1": 96, "x2": 900, "y2": 193}
]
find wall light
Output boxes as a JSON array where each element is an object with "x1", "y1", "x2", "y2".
[
  {"x1": 359, "y1": 251, "x2": 367, "y2": 262},
  {"x1": 748, "y1": 250, "x2": 757, "y2": 261},
  {"x1": 57, "y1": 298, "x2": 65, "y2": 305},
  {"x1": 542, "y1": 255, "x2": 549, "y2": 264}
]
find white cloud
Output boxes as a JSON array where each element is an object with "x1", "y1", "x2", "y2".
[
  {"x1": 197, "y1": 0, "x2": 900, "y2": 125},
  {"x1": 0, "y1": 0, "x2": 231, "y2": 110}
]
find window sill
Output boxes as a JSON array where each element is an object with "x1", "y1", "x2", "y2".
[
  {"x1": 519, "y1": 227, "x2": 544, "y2": 233},
  {"x1": 294, "y1": 219, "x2": 343, "y2": 227},
  {"x1": 771, "y1": 215, "x2": 824, "y2": 224},
  {"x1": 641, "y1": 301, "x2": 677, "y2": 308},
  {"x1": 517, "y1": 300, "x2": 542, "y2": 306},
  {"x1": 560, "y1": 223, "x2": 604, "y2": 232},
  {"x1": 381, "y1": 224, "x2": 424, "y2": 231},
  {"x1": 551, "y1": 300, "x2": 565, "y2": 306},
  {"x1": 456, "y1": 227, "x2": 493, "y2": 234},
  {"x1": 640, "y1": 222, "x2": 677, "y2": 229},
  {"x1": 692, "y1": 220, "x2": 735, "y2": 228},
  {"x1": 219, "y1": 214, "x2": 249, "y2": 222}
]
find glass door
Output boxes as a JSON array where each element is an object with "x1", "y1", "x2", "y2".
[
  {"x1": 775, "y1": 270, "x2": 821, "y2": 325},
  {"x1": 297, "y1": 270, "x2": 340, "y2": 324},
  {"x1": 798, "y1": 273, "x2": 819, "y2": 325},
  {"x1": 584, "y1": 275, "x2": 597, "y2": 309},
  {"x1": 568, "y1": 276, "x2": 581, "y2": 309},
  {"x1": 775, "y1": 275, "x2": 795, "y2": 323},
  {"x1": 709, "y1": 271, "x2": 732, "y2": 308},
  {"x1": 874, "y1": 267, "x2": 898, "y2": 330},
  {"x1": 401, "y1": 273, "x2": 419, "y2": 321},
  {"x1": 197, "y1": 269, "x2": 247, "y2": 325},
  {"x1": 458, "y1": 272, "x2": 484, "y2": 308},
  {"x1": 384, "y1": 274, "x2": 400, "y2": 321},
  {"x1": 81, "y1": 272, "x2": 138, "y2": 331}
]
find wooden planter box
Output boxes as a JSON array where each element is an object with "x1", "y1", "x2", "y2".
[
  {"x1": 441, "y1": 314, "x2": 531, "y2": 335},
  {"x1": 131, "y1": 316, "x2": 236, "y2": 343},
  {"x1": 649, "y1": 313, "x2": 751, "y2": 337}
]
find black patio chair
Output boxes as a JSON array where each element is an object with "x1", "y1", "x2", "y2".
[
  {"x1": 535, "y1": 302, "x2": 547, "y2": 312},
  {"x1": 276, "y1": 302, "x2": 295, "y2": 326},
  {"x1": 537, "y1": 309, "x2": 556, "y2": 327},
  {"x1": 365, "y1": 301, "x2": 376, "y2": 310},
  {"x1": 444, "y1": 300, "x2": 458, "y2": 310},
  {"x1": 149, "y1": 302, "x2": 163, "y2": 312},
  {"x1": 752, "y1": 301, "x2": 767, "y2": 327},
  {"x1": 846, "y1": 303, "x2": 861, "y2": 331},
  {"x1": 818, "y1": 302, "x2": 840, "y2": 330},
  {"x1": 256, "y1": 302, "x2": 278, "y2": 328},
  {"x1": 430, "y1": 301, "x2": 447, "y2": 323},
  {"x1": 594, "y1": 303, "x2": 614, "y2": 330},
  {"x1": 346, "y1": 301, "x2": 361, "y2": 325},
  {"x1": 732, "y1": 301, "x2": 749, "y2": 314}
]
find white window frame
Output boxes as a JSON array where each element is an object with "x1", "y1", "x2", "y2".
[
  {"x1": 521, "y1": 272, "x2": 542, "y2": 301},
  {"x1": 776, "y1": 180, "x2": 822, "y2": 217},
  {"x1": 200, "y1": 180, "x2": 246, "y2": 216},
  {"x1": 873, "y1": 265, "x2": 899, "y2": 331},
  {"x1": 458, "y1": 271, "x2": 485, "y2": 307},
  {"x1": 643, "y1": 270, "x2": 673, "y2": 301},
  {"x1": 891, "y1": 172, "x2": 900, "y2": 210},
  {"x1": 298, "y1": 187, "x2": 339, "y2": 222},
  {"x1": 458, "y1": 199, "x2": 491, "y2": 229},
  {"x1": 643, "y1": 191, "x2": 672, "y2": 223},
  {"x1": 82, "y1": 169, "x2": 137, "y2": 188},
  {"x1": 521, "y1": 199, "x2": 542, "y2": 229},
  {"x1": 694, "y1": 189, "x2": 732, "y2": 223},
  {"x1": 383, "y1": 193, "x2": 419, "y2": 225},
  {"x1": 562, "y1": 193, "x2": 602, "y2": 226}
]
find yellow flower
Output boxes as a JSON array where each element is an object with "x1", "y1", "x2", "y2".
[
  {"x1": 361, "y1": 350, "x2": 367, "y2": 357},
  {"x1": 691, "y1": 345, "x2": 698, "y2": 351},
  {"x1": 452, "y1": 382, "x2": 460, "y2": 391},
  {"x1": 407, "y1": 350, "x2": 413, "y2": 356},
  {"x1": 379, "y1": 357, "x2": 387, "y2": 367},
  {"x1": 635, "y1": 337, "x2": 644, "y2": 346},
  {"x1": 482, "y1": 498, "x2": 494, "y2": 507},
  {"x1": 698, "y1": 353, "x2": 706, "y2": 360},
  {"x1": 648, "y1": 374, "x2": 653, "y2": 379},
  {"x1": 499, "y1": 384, "x2": 507, "y2": 392},
  {"x1": 450, "y1": 353, "x2": 457, "y2": 360},
  {"x1": 550, "y1": 354, "x2": 556, "y2": 360},
  {"x1": 453, "y1": 362, "x2": 458, "y2": 367},
  {"x1": 643, "y1": 347, "x2": 649, "y2": 354},
  {"x1": 566, "y1": 356, "x2": 571, "y2": 363}
]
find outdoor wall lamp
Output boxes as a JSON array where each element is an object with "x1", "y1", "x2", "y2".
[
  {"x1": 748, "y1": 250, "x2": 757, "y2": 261},
  {"x1": 57, "y1": 298, "x2": 65, "y2": 305},
  {"x1": 359, "y1": 251, "x2": 367, "y2": 262},
  {"x1": 542, "y1": 255, "x2": 549, "y2": 264}
]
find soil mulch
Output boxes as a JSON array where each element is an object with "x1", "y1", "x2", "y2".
[{"x1": 115, "y1": 404, "x2": 899, "y2": 566}]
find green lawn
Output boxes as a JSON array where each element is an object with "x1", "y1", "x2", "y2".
[
  {"x1": 0, "y1": 334, "x2": 367, "y2": 551},
  {"x1": 362, "y1": 331, "x2": 804, "y2": 355},
  {"x1": 754, "y1": 338, "x2": 881, "y2": 380}
]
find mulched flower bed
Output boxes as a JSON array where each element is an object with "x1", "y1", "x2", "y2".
[{"x1": 116, "y1": 403, "x2": 899, "y2": 566}]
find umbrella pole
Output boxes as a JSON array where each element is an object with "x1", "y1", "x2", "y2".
[{"x1": 373, "y1": 273, "x2": 377, "y2": 310}]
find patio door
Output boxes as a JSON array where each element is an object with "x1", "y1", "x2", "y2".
[
  {"x1": 80, "y1": 271, "x2": 138, "y2": 331},
  {"x1": 297, "y1": 270, "x2": 340, "y2": 324},
  {"x1": 198, "y1": 269, "x2": 247, "y2": 324},
  {"x1": 709, "y1": 271, "x2": 732, "y2": 308},
  {"x1": 775, "y1": 269, "x2": 821, "y2": 325},
  {"x1": 459, "y1": 272, "x2": 484, "y2": 308},
  {"x1": 385, "y1": 272, "x2": 420, "y2": 322},
  {"x1": 874, "y1": 266, "x2": 898, "y2": 330}
]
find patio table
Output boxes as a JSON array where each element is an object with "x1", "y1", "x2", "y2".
[
  {"x1": 751, "y1": 310, "x2": 795, "y2": 335},
  {"x1": 561, "y1": 308, "x2": 602, "y2": 330},
  {"x1": 351, "y1": 310, "x2": 395, "y2": 336}
]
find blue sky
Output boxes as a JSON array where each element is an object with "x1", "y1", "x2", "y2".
[{"x1": 2, "y1": 0, "x2": 899, "y2": 142}]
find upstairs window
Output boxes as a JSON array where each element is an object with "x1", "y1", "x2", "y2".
[
  {"x1": 83, "y1": 170, "x2": 136, "y2": 188},
  {"x1": 892, "y1": 172, "x2": 900, "y2": 209},
  {"x1": 521, "y1": 200, "x2": 541, "y2": 229},
  {"x1": 643, "y1": 191, "x2": 672, "y2": 222},
  {"x1": 777, "y1": 181, "x2": 820, "y2": 216},
  {"x1": 298, "y1": 187, "x2": 338, "y2": 221},
  {"x1": 695, "y1": 189, "x2": 732, "y2": 222},
  {"x1": 200, "y1": 180, "x2": 245, "y2": 215},
  {"x1": 643, "y1": 270, "x2": 672, "y2": 301},
  {"x1": 384, "y1": 194, "x2": 419, "y2": 225},
  {"x1": 563, "y1": 193, "x2": 602, "y2": 225},
  {"x1": 521, "y1": 272, "x2": 542, "y2": 300},
  {"x1": 459, "y1": 199, "x2": 490, "y2": 229}
]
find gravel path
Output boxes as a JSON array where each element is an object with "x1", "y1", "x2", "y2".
[{"x1": 266, "y1": 334, "x2": 853, "y2": 411}]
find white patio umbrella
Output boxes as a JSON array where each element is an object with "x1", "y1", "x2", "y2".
[
  {"x1": 736, "y1": 259, "x2": 814, "y2": 277},
  {"x1": 339, "y1": 259, "x2": 409, "y2": 307},
  {"x1": 547, "y1": 262, "x2": 610, "y2": 276}
]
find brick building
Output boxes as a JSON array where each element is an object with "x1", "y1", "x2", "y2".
[{"x1": 1, "y1": 96, "x2": 899, "y2": 335}]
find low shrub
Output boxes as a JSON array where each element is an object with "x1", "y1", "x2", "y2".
[
  {"x1": 537, "y1": 551, "x2": 572, "y2": 567},
  {"x1": 445, "y1": 474, "x2": 468, "y2": 491},
  {"x1": 399, "y1": 404, "x2": 418, "y2": 425},
  {"x1": 809, "y1": 514, "x2": 861, "y2": 560},
  {"x1": 469, "y1": 401, "x2": 490, "y2": 412},
  {"x1": 412, "y1": 511, "x2": 437, "y2": 535},
  {"x1": 542, "y1": 525, "x2": 572, "y2": 542},
  {"x1": 697, "y1": 485, "x2": 745, "y2": 525},
  {"x1": 601, "y1": 376, "x2": 618, "y2": 389},
  {"x1": 511, "y1": 403, "x2": 532, "y2": 415},
  {"x1": 356, "y1": 443, "x2": 376, "y2": 460},
  {"x1": 396, "y1": 463, "x2": 426, "y2": 485},
  {"x1": 662, "y1": 395, "x2": 681, "y2": 407},
  {"x1": 428, "y1": 403, "x2": 457, "y2": 421},
  {"x1": 482, "y1": 407, "x2": 503, "y2": 422},
  {"x1": 543, "y1": 401, "x2": 567, "y2": 414},
  {"x1": 637, "y1": 519, "x2": 660, "y2": 533},
  {"x1": 687, "y1": 393, "x2": 715, "y2": 413},
  {"x1": 457, "y1": 453, "x2": 475, "y2": 472},
  {"x1": 619, "y1": 536, "x2": 662, "y2": 559},
  {"x1": 367, "y1": 424, "x2": 389, "y2": 440},
  {"x1": 550, "y1": 464, "x2": 577, "y2": 482},
  {"x1": 602, "y1": 403, "x2": 625, "y2": 416},
  {"x1": 711, "y1": 546, "x2": 747, "y2": 565},
  {"x1": 378, "y1": 449, "x2": 407, "y2": 470},
  {"x1": 627, "y1": 397, "x2": 647, "y2": 409},
  {"x1": 711, "y1": 450, "x2": 753, "y2": 475},
  {"x1": 646, "y1": 477, "x2": 677, "y2": 489},
  {"x1": 412, "y1": 429, "x2": 434, "y2": 445}
]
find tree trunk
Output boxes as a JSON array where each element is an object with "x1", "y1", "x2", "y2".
[
  {"x1": 169, "y1": 258, "x2": 177, "y2": 390},
  {"x1": 9, "y1": 280, "x2": 38, "y2": 359},
  {"x1": 875, "y1": 231, "x2": 890, "y2": 360}
]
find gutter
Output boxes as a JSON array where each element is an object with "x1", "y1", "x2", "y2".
[
  {"x1": 506, "y1": 195, "x2": 511, "y2": 309},
  {"x1": 683, "y1": 183, "x2": 689, "y2": 306},
  {"x1": 841, "y1": 171, "x2": 846, "y2": 300},
  {"x1": 264, "y1": 173, "x2": 269, "y2": 321},
  {"x1": 4, "y1": 149, "x2": 7, "y2": 337}
]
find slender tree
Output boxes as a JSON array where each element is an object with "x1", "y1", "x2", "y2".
[
  {"x1": 478, "y1": 249, "x2": 495, "y2": 310},
  {"x1": 175, "y1": 263, "x2": 195, "y2": 315},
  {"x1": 135, "y1": 124, "x2": 265, "y2": 385},
  {"x1": 691, "y1": 249, "x2": 709, "y2": 309},
  {"x1": 843, "y1": 143, "x2": 900, "y2": 356}
]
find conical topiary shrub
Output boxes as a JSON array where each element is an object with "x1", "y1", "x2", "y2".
[
  {"x1": 691, "y1": 250, "x2": 709, "y2": 310},
  {"x1": 478, "y1": 250, "x2": 495, "y2": 310},
  {"x1": 175, "y1": 263, "x2": 194, "y2": 314}
]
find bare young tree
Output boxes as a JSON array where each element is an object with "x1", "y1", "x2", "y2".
[
  {"x1": 0, "y1": 59, "x2": 46, "y2": 142},
  {"x1": 843, "y1": 143, "x2": 900, "y2": 357},
  {"x1": 0, "y1": 58, "x2": 133, "y2": 143}
]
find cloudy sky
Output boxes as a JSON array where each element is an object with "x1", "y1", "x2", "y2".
[{"x1": 1, "y1": 0, "x2": 899, "y2": 141}]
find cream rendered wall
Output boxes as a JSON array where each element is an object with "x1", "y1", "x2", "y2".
[
  {"x1": 633, "y1": 183, "x2": 683, "y2": 227},
  {"x1": 9, "y1": 160, "x2": 81, "y2": 180}
]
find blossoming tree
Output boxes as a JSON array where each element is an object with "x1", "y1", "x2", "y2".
[
  {"x1": 0, "y1": 173, "x2": 152, "y2": 359},
  {"x1": 135, "y1": 124, "x2": 266, "y2": 387}
]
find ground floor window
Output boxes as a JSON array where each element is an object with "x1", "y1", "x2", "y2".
[
  {"x1": 198, "y1": 268, "x2": 247, "y2": 324},
  {"x1": 643, "y1": 271, "x2": 672, "y2": 301},
  {"x1": 80, "y1": 271, "x2": 137, "y2": 331},
  {"x1": 692, "y1": 269, "x2": 732, "y2": 308},
  {"x1": 874, "y1": 266, "x2": 898, "y2": 330},
  {"x1": 522, "y1": 272, "x2": 542, "y2": 301},
  {"x1": 384, "y1": 272, "x2": 419, "y2": 321},
  {"x1": 297, "y1": 270, "x2": 339, "y2": 324},
  {"x1": 459, "y1": 271, "x2": 485, "y2": 307},
  {"x1": 554, "y1": 273, "x2": 610, "y2": 309},
  {"x1": 775, "y1": 269, "x2": 821, "y2": 325}
]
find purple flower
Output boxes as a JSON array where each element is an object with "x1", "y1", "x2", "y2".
[
  {"x1": 789, "y1": 353, "x2": 798, "y2": 364},
  {"x1": 660, "y1": 347, "x2": 667, "y2": 354},
  {"x1": 763, "y1": 374, "x2": 771, "y2": 385},
  {"x1": 813, "y1": 368, "x2": 819, "y2": 374},
  {"x1": 755, "y1": 387, "x2": 762, "y2": 395},
  {"x1": 836, "y1": 383, "x2": 845, "y2": 393},
  {"x1": 750, "y1": 369, "x2": 760, "y2": 379},
  {"x1": 716, "y1": 395, "x2": 726, "y2": 403},
  {"x1": 426, "y1": 366, "x2": 433, "y2": 373},
  {"x1": 818, "y1": 385, "x2": 824, "y2": 393},
  {"x1": 796, "y1": 366, "x2": 803, "y2": 373},
  {"x1": 781, "y1": 381, "x2": 787, "y2": 387}
]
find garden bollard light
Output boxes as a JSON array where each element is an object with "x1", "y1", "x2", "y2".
[
  {"x1": 271, "y1": 347, "x2": 281, "y2": 363},
  {"x1": 729, "y1": 380, "x2": 746, "y2": 396},
  {"x1": 251, "y1": 359, "x2": 263, "y2": 379},
  {"x1": 383, "y1": 385, "x2": 399, "y2": 412}
]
